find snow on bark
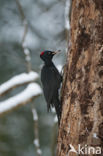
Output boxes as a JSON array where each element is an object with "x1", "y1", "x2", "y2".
[
  {"x1": 32, "y1": 108, "x2": 38, "y2": 121},
  {"x1": 65, "y1": 0, "x2": 70, "y2": 30}
]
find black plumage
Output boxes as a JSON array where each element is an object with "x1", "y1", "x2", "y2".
[{"x1": 40, "y1": 50, "x2": 62, "y2": 124}]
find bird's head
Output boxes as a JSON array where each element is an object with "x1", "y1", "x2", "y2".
[{"x1": 40, "y1": 50, "x2": 60, "y2": 62}]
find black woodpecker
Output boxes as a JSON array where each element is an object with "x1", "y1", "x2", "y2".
[{"x1": 40, "y1": 50, "x2": 62, "y2": 124}]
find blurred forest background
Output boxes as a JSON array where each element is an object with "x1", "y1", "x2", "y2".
[{"x1": 0, "y1": 0, "x2": 67, "y2": 155}]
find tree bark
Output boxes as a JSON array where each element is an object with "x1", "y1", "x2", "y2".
[{"x1": 57, "y1": 0, "x2": 103, "y2": 155}]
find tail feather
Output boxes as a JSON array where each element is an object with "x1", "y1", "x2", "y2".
[{"x1": 54, "y1": 98, "x2": 62, "y2": 125}]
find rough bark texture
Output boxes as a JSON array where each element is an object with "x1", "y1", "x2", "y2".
[{"x1": 57, "y1": 0, "x2": 103, "y2": 156}]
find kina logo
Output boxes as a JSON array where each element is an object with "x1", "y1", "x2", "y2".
[
  {"x1": 68, "y1": 144, "x2": 101, "y2": 155},
  {"x1": 69, "y1": 144, "x2": 77, "y2": 154}
]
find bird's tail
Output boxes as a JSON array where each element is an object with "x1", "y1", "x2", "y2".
[{"x1": 54, "y1": 97, "x2": 62, "y2": 125}]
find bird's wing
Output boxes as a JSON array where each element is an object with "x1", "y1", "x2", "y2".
[{"x1": 41, "y1": 65, "x2": 62, "y2": 110}]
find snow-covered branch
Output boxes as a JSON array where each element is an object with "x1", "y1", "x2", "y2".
[
  {"x1": 0, "y1": 83, "x2": 42, "y2": 115},
  {"x1": 0, "y1": 71, "x2": 38, "y2": 96},
  {"x1": 16, "y1": 0, "x2": 31, "y2": 72}
]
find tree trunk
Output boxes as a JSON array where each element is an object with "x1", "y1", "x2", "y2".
[{"x1": 57, "y1": 0, "x2": 103, "y2": 155}]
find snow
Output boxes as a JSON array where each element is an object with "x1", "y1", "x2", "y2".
[
  {"x1": 24, "y1": 48, "x2": 30, "y2": 55},
  {"x1": 32, "y1": 108, "x2": 38, "y2": 121},
  {"x1": 0, "y1": 71, "x2": 39, "y2": 95},
  {"x1": 25, "y1": 55, "x2": 31, "y2": 61},
  {"x1": 57, "y1": 64, "x2": 63, "y2": 73},
  {"x1": 24, "y1": 48, "x2": 31, "y2": 61},
  {"x1": 34, "y1": 139, "x2": 39, "y2": 147},
  {"x1": 51, "y1": 107, "x2": 56, "y2": 113},
  {"x1": 93, "y1": 133, "x2": 98, "y2": 139},
  {"x1": 65, "y1": 0, "x2": 70, "y2": 30},
  {"x1": 0, "y1": 83, "x2": 42, "y2": 114},
  {"x1": 54, "y1": 115, "x2": 58, "y2": 123},
  {"x1": 37, "y1": 149, "x2": 42, "y2": 155}
]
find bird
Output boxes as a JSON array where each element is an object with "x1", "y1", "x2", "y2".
[{"x1": 40, "y1": 50, "x2": 62, "y2": 124}]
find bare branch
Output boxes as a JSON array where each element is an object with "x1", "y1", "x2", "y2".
[
  {"x1": 16, "y1": 0, "x2": 25, "y2": 20},
  {"x1": 16, "y1": 0, "x2": 28, "y2": 43},
  {"x1": 32, "y1": 108, "x2": 42, "y2": 156},
  {"x1": 51, "y1": 121, "x2": 57, "y2": 156},
  {"x1": 51, "y1": 109, "x2": 58, "y2": 156}
]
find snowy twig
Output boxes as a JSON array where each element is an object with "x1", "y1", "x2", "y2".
[
  {"x1": 32, "y1": 108, "x2": 42, "y2": 156},
  {"x1": 0, "y1": 71, "x2": 38, "y2": 96},
  {"x1": 51, "y1": 115, "x2": 58, "y2": 156},
  {"x1": 65, "y1": 0, "x2": 71, "y2": 53},
  {"x1": 16, "y1": 0, "x2": 31, "y2": 72},
  {"x1": 23, "y1": 46, "x2": 31, "y2": 72},
  {"x1": 51, "y1": 108, "x2": 58, "y2": 156},
  {"x1": 16, "y1": 2, "x2": 42, "y2": 156},
  {"x1": 65, "y1": 0, "x2": 70, "y2": 31},
  {"x1": 0, "y1": 83, "x2": 42, "y2": 115}
]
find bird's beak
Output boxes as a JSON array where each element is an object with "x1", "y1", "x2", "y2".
[{"x1": 52, "y1": 50, "x2": 61, "y2": 55}]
